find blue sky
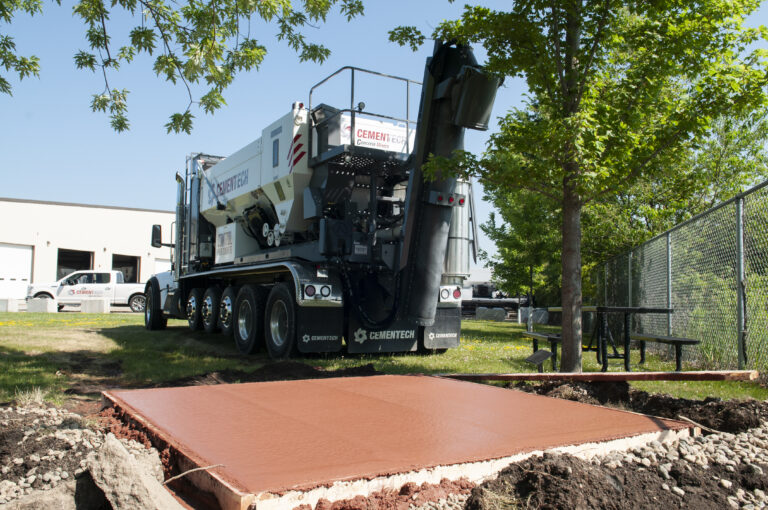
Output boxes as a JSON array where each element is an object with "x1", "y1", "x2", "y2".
[{"x1": 1, "y1": 1, "x2": 767, "y2": 280}]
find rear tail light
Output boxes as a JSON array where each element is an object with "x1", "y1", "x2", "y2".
[
  {"x1": 440, "y1": 289, "x2": 450, "y2": 300},
  {"x1": 453, "y1": 288, "x2": 461, "y2": 299},
  {"x1": 320, "y1": 285, "x2": 331, "y2": 297},
  {"x1": 305, "y1": 285, "x2": 316, "y2": 297}
]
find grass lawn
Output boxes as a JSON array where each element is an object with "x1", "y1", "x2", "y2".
[{"x1": 0, "y1": 312, "x2": 766, "y2": 404}]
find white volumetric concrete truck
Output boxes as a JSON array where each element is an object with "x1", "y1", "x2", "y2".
[{"x1": 145, "y1": 41, "x2": 500, "y2": 358}]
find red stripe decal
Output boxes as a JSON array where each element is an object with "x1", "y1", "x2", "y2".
[
  {"x1": 292, "y1": 143, "x2": 304, "y2": 156},
  {"x1": 293, "y1": 133, "x2": 302, "y2": 143},
  {"x1": 293, "y1": 151, "x2": 306, "y2": 167}
]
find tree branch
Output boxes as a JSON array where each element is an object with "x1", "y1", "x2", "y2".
[
  {"x1": 140, "y1": 0, "x2": 194, "y2": 109},
  {"x1": 550, "y1": 3, "x2": 567, "y2": 100},
  {"x1": 577, "y1": 0, "x2": 611, "y2": 103}
]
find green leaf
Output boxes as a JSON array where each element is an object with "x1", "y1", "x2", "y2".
[{"x1": 165, "y1": 111, "x2": 194, "y2": 134}]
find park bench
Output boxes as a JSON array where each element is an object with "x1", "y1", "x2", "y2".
[
  {"x1": 630, "y1": 334, "x2": 701, "y2": 372},
  {"x1": 521, "y1": 332, "x2": 562, "y2": 372}
]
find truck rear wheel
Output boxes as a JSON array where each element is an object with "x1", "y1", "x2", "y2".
[
  {"x1": 218, "y1": 286, "x2": 239, "y2": 337},
  {"x1": 233, "y1": 285, "x2": 265, "y2": 354},
  {"x1": 144, "y1": 279, "x2": 167, "y2": 330},
  {"x1": 186, "y1": 288, "x2": 204, "y2": 330},
  {"x1": 264, "y1": 283, "x2": 297, "y2": 359},
  {"x1": 201, "y1": 287, "x2": 222, "y2": 333}
]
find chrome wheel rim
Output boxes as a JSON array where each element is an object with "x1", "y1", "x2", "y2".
[
  {"x1": 201, "y1": 296, "x2": 213, "y2": 324},
  {"x1": 146, "y1": 293, "x2": 152, "y2": 322},
  {"x1": 270, "y1": 300, "x2": 288, "y2": 348},
  {"x1": 186, "y1": 295, "x2": 197, "y2": 320},
  {"x1": 132, "y1": 295, "x2": 146, "y2": 312},
  {"x1": 238, "y1": 300, "x2": 252, "y2": 340},
  {"x1": 219, "y1": 296, "x2": 233, "y2": 328}
]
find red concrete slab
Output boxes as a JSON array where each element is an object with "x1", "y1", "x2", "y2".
[{"x1": 105, "y1": 375, "x2": 686, "y2": 498}]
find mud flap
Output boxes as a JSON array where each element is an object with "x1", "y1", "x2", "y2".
[
  {"x1": 347, "y1": 318, "x2": 419, "y2": 353},
  {"x1": 296, "y1": 306, "x2": 344, "y2": 353},
  {"x1": 423, "y1": 307, "x2": 461, "y2": 349}
]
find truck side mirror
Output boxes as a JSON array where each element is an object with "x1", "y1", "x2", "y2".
[{"x1": 151, "y1": 225, "x2": 163, "y2": 248}]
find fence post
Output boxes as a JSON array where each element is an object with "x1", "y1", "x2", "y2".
[
  {"x1": 737, "y1": 197, "x2": 746, "y2": 369},
  {"x1": 667, "y1": 232, "x2": 672, "y2": 336}
]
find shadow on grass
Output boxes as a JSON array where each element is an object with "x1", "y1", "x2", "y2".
[
  {"x1": 0, "y1": 344, "x2": 116, "y2": 401},
  {"x1": 0, "y1": 318, "x2": 540, "y2": 401}
]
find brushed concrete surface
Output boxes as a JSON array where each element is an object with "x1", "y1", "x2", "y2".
[{"x1": 105, "y1": 375, "x2": 686, "y2": 496}]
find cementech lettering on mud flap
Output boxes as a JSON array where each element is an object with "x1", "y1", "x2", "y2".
[
  {"x1": 353, "y1": 328, "x2": 416, "y2": 343},
  {"x1": 302, "y1": 334, "x2": 339, "y2": 343}
]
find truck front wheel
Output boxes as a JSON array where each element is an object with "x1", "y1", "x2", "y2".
[
  {"x1": 144, "y1": 279, "x2": 167, "y2": 330},
  {"x1": 233, "y1": 285, "x2": 265, "y2": 354},
  {"x1": 264, "y1": 283, "x2": 297, "y2": 359},
  {"x1": 186, "y1": 288, "x2": 204, "y2": 330}
]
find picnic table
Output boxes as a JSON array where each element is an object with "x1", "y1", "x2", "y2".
[{"x1": 547, "y1": 306, "x2": 696, "y2": 372}]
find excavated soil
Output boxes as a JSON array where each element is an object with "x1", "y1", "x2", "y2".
[
  {"x1": 513, "y1": 380, "x2": 768, "y2": 433},
  {"x1": 465, "y1": 452, "x2": 768, "y2": 510}
]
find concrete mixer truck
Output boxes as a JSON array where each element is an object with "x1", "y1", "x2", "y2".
[{"x1": 144, "y1": 41, "x2": 500, "y2": 359}]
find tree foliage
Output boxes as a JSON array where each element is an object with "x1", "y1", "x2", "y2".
[
  {"x1": 483, "y1": 110, "x2": 768, "y2": 307},
  {"x1": 392, "y1": 1, "x2": 768, "y2": 371},
  {"x1": 1, "y1": 0, "x2": 363, "y2": 132}
]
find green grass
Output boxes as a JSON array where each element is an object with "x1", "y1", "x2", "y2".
[{"x1": 0, "y1": 313, "x2": 766, "y2": 404}]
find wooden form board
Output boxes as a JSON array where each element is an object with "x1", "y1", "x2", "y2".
[{"x1": 438, "y1": 370, "x2": 759, "y2": 382}]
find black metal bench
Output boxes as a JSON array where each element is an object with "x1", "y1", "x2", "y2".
[
  {"x1": 521, "y1": 332, "x2": 562, "y2": 372},
  {"x1": 631, "y1": 334, "x2": 700, "y2": 372}
]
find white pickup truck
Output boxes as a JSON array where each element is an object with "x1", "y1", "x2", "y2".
[{"x1": 26, "y1": 270, "x2": 146, "y2": 312}]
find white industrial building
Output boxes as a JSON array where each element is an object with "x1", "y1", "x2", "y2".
[{"x1": 0, "y1": 198, "x2": 175, "y2": 300}]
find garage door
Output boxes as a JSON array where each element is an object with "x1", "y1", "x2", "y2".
[{"x1": 0, "y1": 243, "x2": 33, "y2": 299}]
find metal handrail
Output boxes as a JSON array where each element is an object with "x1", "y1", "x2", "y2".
[{"x1": 308, "y1": 66, "x2": 421, "y2": 157}]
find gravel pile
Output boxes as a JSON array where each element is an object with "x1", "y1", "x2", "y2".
[
  {"x1": 0, "y1": 404, "x2": 162, "y2": 507},
  {"x1": 412, "y1": 493, "x2": 469, "y2": 509}
]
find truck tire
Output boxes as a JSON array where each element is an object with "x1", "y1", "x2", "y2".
[
  {"x1": 144, "y1": 279, "x2": 167, "y2": 330},
  {"x1": 186, "y1": 288, "x2": 204, "y2": 331},
  {"x1": 218, "y1": 286, "x2": 239, "y2": 337},
  {"x1": 233, "y1": 285, "x2": 265, "y2": 354},
  {"x1": 264, "y1": 283, "x2": 297, "y2": 359},
  {"x1": 128, "y1": 294, "x2": 146, "y2": 313},
  {"x1": 201, "y1": 287, "x2": 222, "y2": 333}
]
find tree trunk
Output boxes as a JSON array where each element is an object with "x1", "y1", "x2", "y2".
[{"x1": 560, "y1": 177, "x2": 582, "y2": 372}]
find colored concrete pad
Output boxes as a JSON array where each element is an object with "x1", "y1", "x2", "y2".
[{"x1": 105, "y1": 375, "x2": 687, "y2": 507}]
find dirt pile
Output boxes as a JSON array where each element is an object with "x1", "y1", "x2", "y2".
[
  {"x1": 514, "y1": 380, "x2": 768, "y2": 433},
  {"x1": 467, "y1": 425, "x2": 768, "y2": 510}
]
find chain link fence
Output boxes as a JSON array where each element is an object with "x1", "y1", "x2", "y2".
[{"x1": 596, "y1": 180, "x2": 768, "y2": 371}]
